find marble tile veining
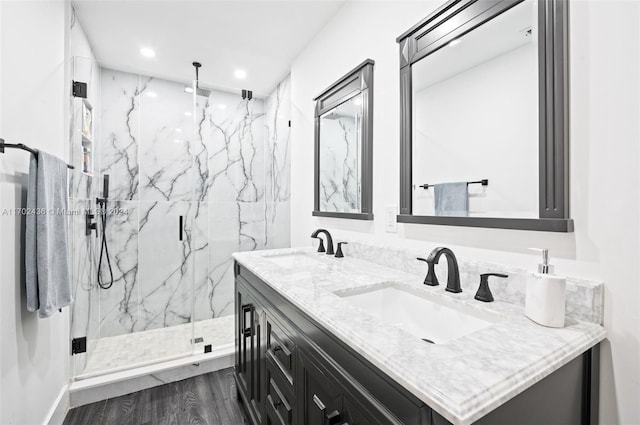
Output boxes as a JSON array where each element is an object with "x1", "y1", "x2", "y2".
[
  {"x1": 69, "y1": 58, "x2": 290, "y2": 379},
  {"x1": 139, "y1": 77, "x2": 196, "y2": 202},
  {"x1": 265, "y1": 76, "x2": 291, "y2": 204},
  {"x1": 100, "y1": 68, "x2": 142, "y2": 201},
  {"x1": 72, "y1": 69, "x2": 291, "y2": 343},
  {"x1": 233, "y1": 246, "x2": 606, "y2": 425},
  {"x1": 319, "y1": 94, "x2": 361, "y2": 213}
]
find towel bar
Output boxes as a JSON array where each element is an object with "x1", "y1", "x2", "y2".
[
  {"x1": 418, "y1": 179, "x2": 488, "y2": 190},
  {"x1": 0, "y1": 138, "x2": 75, "y2": 169}
]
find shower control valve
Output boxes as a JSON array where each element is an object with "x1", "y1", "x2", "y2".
[{"x1": 85, "y1": 211, "x2": 97, "y2": 237}]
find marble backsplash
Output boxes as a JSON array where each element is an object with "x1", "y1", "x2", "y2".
[{"x1": 345, "y1": 240, "x2": 604, "y2": 324}]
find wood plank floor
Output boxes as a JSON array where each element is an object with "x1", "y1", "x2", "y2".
[{"x1": 63, "y1": 368, "x2": 248, "y2": 425}]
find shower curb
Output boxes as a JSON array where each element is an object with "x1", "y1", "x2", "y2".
[{"x1": 68, "y1": 344, "x2": 234, "y2": 408}]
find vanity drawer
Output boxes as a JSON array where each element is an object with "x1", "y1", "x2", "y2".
[
  {"x1": 266, "y1": 315, "x2": 296, "y2": 385},
  {"x1": 266, "y1": 374, "x2": 295, "y2": 425}
]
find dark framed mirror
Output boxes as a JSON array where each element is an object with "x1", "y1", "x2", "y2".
[
  {"x1": 313, "y1": 59, "x2": 374, "y2": 220},
  {"x1": 397, "y1": 0, "x2": 573, "y2": 232}
]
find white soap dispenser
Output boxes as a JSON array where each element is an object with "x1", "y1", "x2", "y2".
[{"x1": 525, "y1": 249, "x2": 566, "y2": 328}]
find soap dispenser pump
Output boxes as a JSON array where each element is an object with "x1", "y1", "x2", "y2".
[{"x1": 525, "y1": 249, "x2": 566, "y2": 328}]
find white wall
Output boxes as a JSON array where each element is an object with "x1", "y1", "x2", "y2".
[
  {"x1": 290, "y1": 1, "x2": 640, "y2": 423},
  {"x1": 0, "y1": 1, "x2": 71, "y2": 424}
]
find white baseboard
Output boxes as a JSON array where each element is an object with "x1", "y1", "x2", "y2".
[
  {"x1": 69, "y1": 345, "x2": 234, "y2": 408},
  {"x1": 44, "y1": 385, "x2": 69, "y2": 425}
]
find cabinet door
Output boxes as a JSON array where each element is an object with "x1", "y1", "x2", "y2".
[
  {"x1": 298, "y1": 350, "x2": 345, "y2": 425},
  {"x1": 236, "y1": 282, "x2": 266, "y2": 425},
  {"x1": 251, "y1": 303, "x2": 266, "y2": 424}
]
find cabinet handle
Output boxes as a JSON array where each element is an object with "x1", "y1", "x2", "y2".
[
  {"x1": 272, "y1": 345, "x2": 282, "y2": 353},
  {"x1": 326, "y1": 410, "x2": 342, "y2": 425},
  {"x1": 241, "y1": 303, "x2": 253, "y2": 337},
  {"x1": 179, "y1": 215, "x2": 184, "y2": 241},
  {"x1": 312, "y1": 394, "x2": 325, "y2": 411}
]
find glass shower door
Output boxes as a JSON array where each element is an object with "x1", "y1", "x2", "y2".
[
  {"x1": 70, "y1": 65, "x2": 200, "y2": 379},
  {"x1": 69, "y1": 55, "x2": 101, "y2": 378},
  {"x1": 133, "y1": 74, "x2": 198, "y2": 361}
]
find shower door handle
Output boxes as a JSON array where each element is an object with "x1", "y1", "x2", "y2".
[{"x1": 179, "y1": 216, "x2": 184, "y2": 241}]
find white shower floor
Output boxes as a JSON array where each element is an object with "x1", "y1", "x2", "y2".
[{"x1": 81, "y1": 315, "x2": 235, "y2": 376}]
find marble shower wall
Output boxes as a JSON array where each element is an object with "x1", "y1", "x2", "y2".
[
  {"x1": 97, "y1": 69, "x2": 291, "y2": 338},
  {"x1": 319, "y1": 98, "x2": 360, "y2": 213}
]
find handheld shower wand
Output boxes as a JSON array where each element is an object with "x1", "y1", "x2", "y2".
[{"x1": 97, "y1": 174, "x2": 114, "y2": 289}]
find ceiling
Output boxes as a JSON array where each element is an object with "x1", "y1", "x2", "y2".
[
  {"x1": 72, "y1": 0, "x2": 346, "y2": 97},
  {"x1": 413, "y1": 0, "x2": 536, "y2": 91}
]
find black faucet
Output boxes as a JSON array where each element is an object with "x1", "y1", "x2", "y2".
[
  {"x1": 311, "y1": 229, "x2": 334, "y2": 255},
  {"x1": 417, "y1": 247, "x2": 462, "y2": 293}
]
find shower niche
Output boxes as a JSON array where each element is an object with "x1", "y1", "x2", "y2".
[{"x1": 80, "y1": 98, "x2": 94, "y2": 175}]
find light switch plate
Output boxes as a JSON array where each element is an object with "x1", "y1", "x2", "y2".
[{"x1": 385, "y1": 205, "x2": 398, "y2": 233}]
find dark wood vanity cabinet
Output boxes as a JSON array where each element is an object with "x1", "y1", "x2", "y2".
[
  {"x1": 234, "y1": 262, "x2": 599, "y2": 425},
  {"x1": 234, "y1": 263, "x2": 413, "y2": 425}
]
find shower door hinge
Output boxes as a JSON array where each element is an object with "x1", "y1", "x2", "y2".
[
  {"x1": 71, "y1": 337, "x2": 87, "y2": 355},
  {"x1": 72, "y1": 81, "x2": 87, "y2": 98},
  {"x1": 241, "y1": 89, "x2": 253, "y2": 100}
]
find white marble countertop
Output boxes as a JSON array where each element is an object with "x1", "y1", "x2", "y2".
[{"x1": 232, "y1": 247, "x2": 606, "y2": 425}]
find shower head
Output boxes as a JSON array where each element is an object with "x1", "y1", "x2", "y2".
[{"x1": 192, "y1": 61, "x2": 211, "y2": 98}]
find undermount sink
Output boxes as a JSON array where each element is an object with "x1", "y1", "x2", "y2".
[
  {"x1": 262, "y1": 252, "x2": 324, "y2": 269},
  {"x1": 337, "y1": 282, "x2": 501, "y2": 344}
]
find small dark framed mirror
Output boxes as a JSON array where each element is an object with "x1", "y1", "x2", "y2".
[
  {"x1": 397, "y1": 0, "x2": 573, "y2": 232},
  {"x1": 313, "y1": 59, "x2": 374, "y2": 220}
]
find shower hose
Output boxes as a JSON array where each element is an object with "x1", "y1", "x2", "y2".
[{"x1": 97, "y1": 200, "x2": 114, "y2": 290}]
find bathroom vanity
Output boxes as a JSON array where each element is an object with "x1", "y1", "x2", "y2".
[{"x1": 233, "y1": 246, "x2": 605, "y2": 425}]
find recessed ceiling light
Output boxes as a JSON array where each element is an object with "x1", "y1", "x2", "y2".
[
  {"x1": 449, "y1": 38, "x2": 462, "y2": 47},
  {"x1": 234, "y1": 69, "x2": 247, "y2": 79},
  {"x1": 217, "y1": 104, "x2": 227, "y2": 110},
  {"x1": 145, "y1": 91, "x2": 157, "y2": 98},
  {"x1": 184, "y1": 111, "x2": 192, "y2": 117},
  {"x1": 184, "y1": 86, "x2": 194, "y2": 94},
  {"x1": 140, "y1": 47, "x2": 156, "y2": 58},
  {"x1": 174, "y1": 139, "x2": 183, "y2": 144},
  {"x1": 176, "y1": 128, "x2": 182, "y2": 133}
]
